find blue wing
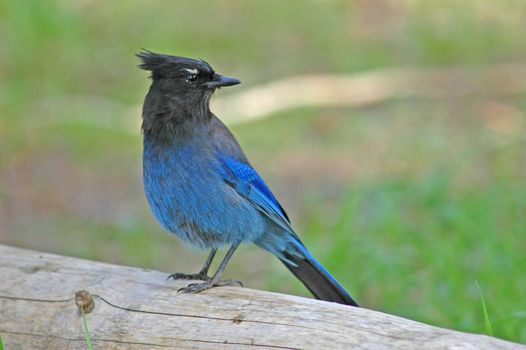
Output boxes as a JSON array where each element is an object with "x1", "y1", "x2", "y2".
[{"x1": 219, "y1": 156, "x2": 293, "y2": 232}]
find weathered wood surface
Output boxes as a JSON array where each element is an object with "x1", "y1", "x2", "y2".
[{"x1": 0, "y1": 244, "x2": 523, "y2": 350}]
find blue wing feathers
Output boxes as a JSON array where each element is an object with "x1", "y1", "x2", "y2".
[
  {"x1": 216, "y1": 154, "x2": 358, "y2": 305},
  {"x1": 219, "y1": 156, "x2": 291, "y2": 230}
]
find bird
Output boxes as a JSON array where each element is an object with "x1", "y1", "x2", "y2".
[{"x1": 137, "y1": 50, "x2": 358, "y2": 306}]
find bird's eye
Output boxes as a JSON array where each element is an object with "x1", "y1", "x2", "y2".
[
  {"x1": 182, "y1": 68, "x2": 199, "y2": 85},
  {"x1": 185, "y1": 74, "x2": 198, "y2": 85}
]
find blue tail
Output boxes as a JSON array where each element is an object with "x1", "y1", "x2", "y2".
[
  {"x1": 255, "y1": 226, "x2": 358, "y2": 306},
  {"x1": 280, "y1": 248, "x2": 359, "y2": 306}
]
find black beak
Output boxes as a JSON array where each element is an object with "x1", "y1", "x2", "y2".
[{"x1": 204, "y1": 74, "x2": 241, "y2": 88}]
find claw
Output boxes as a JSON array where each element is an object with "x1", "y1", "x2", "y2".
[
  {"x1": 167, "y1": 272, "x2": 210, "y2": 281},
  {"x1": 178, "y1": 282, "x2": 211, "y2": 294},
  {"x1": 216, "y1": 279, "x2": 243, "y2": 287},
  {"x1": 177, "y1": 279, "x2": 244, "y2": 294}
]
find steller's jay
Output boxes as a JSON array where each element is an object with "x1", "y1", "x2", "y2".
[{"x1": 137, "y1": 50, "x2": 358, "y2": 306}]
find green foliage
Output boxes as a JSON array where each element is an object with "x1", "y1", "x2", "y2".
[
  {"x1": 80, "y1": 306, "x2": 94, "y2": 350},
  {"x1": 269, "y1": 173, "x2": 515, "y2": 337},
  {"x1": 476, "y1": 281, "x2": 494, "y2": 336}
]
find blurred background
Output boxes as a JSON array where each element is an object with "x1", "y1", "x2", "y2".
[{"x1": 1, "y1": 0, "x2": 525, "y2": 343}]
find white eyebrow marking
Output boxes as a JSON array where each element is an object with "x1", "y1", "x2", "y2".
[{"x1": 182, "y1": 68, "x2": 198, "y2": 74}]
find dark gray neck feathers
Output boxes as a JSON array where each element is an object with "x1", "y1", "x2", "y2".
[{"x1": 142, "y1": 82, "x2": 213, "y2": 143}]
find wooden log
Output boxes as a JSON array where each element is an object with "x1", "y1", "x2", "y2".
[{"x1": 0, "y1": 244, "x2": 523, "y2": 349}]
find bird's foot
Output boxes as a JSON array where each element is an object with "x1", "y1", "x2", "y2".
[
  {"x1": 177, "y1": 279, "x2": 243, "y2": 294},
  {"x1": 167, "y1": 271, "x2": 211, "y2": 281}
]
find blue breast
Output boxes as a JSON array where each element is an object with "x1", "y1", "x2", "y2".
[{"x1": 142, "y1": 138, "x2": 265, "y2": 249}]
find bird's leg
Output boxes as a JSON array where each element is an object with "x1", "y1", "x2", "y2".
[
  {"x1": 167, "y1": 248, "x2": 217, "y2": 281},
  {"x1": 178, "y1": 243, "x2": 243, "y2": 294}
]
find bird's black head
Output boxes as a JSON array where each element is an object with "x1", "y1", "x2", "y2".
[{"x1": 137, "y1": 50, "x2": 240, "y2": 135}]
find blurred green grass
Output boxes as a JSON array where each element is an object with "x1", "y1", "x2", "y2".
[{"x1": 1, "y1": 0, "x2": 525, "y2": 344}]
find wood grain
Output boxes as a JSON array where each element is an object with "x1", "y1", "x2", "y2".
[{"x1": 0, "y1": 244, "x2": 523, "y2": 349}]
